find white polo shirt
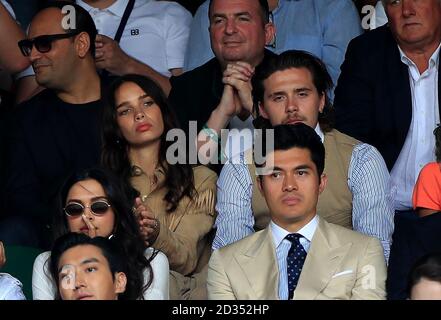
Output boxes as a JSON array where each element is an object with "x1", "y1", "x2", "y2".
[{"x1": 77, "y1": 0, "x2": 192, "y2": 77}]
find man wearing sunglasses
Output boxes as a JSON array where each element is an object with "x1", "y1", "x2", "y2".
[{"x1": 0, "y1": 1, "x2": 103, "y2": 250}]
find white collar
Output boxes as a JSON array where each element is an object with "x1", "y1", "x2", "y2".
[
  {"x1": 77, "y1": 0, "x2": 130, "y2": 17},
  {"x1": 271, "y1": 215, "x2": 319, "y2": 249},
  {"x1": 398, "y1": 42, "x2": 441, "y2": 74},
  {"x1": 315, "y1": 124, "x2": 324, "y2": 143}
]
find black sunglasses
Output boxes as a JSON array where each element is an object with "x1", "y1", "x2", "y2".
[
  {"x1": 64, "y1": 200, "x2": 111, "y2": 217},
  {"x1": 18, "y1": 32, "x2": 80, "y2": 57}
]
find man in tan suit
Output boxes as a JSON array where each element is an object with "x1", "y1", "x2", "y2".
[
  {"x1": 207, "y1": 124, "x2": 387, "y2": 300},
  {"x1": 212, "y1": 50, "x2": 394, "y2": 261}
]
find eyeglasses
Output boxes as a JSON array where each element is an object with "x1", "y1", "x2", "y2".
[
  {"x1": 64, "y1": 200, "x2": 111, "y2": 217},
  {"x1": 18, "y1": 32, "x2": 80, "y2": 57}
]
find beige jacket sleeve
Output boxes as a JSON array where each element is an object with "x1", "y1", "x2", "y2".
[
  {"x1": 207, "y1": 249, "x2": 236, "y2": 300},
  {"x1": 152, "y1": 167, "x2": 217, "y2": 275},
  {"x1": 351, "y1": 237, "x2": 387, "y2": 300}
]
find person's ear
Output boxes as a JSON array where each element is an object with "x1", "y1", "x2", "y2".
[
  {"x1": 318, "y1": 93, "x2": 326, "y2": 114},
  {"x1": 318, "y1": 173, "x2": 327, "y2": 194},
  {"x1": 258, "y1": 101, "x2": 270, "y2": 119},
  {"x1": 75, "y1": 32, "x2": 91, "y2": 58},
  {"x1": 264, "y1": 22, "x2": 276, "y2": 46},
  {"x1": 114, "y1": 272, "x2": 127, "y2": 295},
  {"x1": 257, "y1": 175, "x2": 265, "y2": 196}
]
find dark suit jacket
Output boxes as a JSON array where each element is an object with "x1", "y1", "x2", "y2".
[
  {"x1": 334, "y1": 25, "x2": 441, "y2": 171},
  {"x1": 1, "y1": 90, "x2": 102, "y2": 235},
  {"x1": 168, "y1": 49, "x2": 277, "y2": 134},
  {"x1": 387, "y1": 212, "x2": 441, "y2": 300}
]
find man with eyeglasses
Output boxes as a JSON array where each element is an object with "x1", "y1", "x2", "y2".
[{"x1": 0, "y1": 1, "x2": 103, "y2": 250}]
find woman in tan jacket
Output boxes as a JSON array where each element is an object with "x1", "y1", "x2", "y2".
[{"x1": 102, "y1": 74, "x2": 217, "y2": 299}]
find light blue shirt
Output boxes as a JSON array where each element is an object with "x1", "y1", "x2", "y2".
[
  {"x1": 0, "y1": 273, "x2": 26, "y2": 300},
  {"x1": 183, "y1": 0, "x2": 363, "y2": 96},
  {"x1": 271, "y1": 216, "x2": 318, "y2": 300},
  {"x1": 213, "y1": 128, "x2": 394, "y2": 261}
]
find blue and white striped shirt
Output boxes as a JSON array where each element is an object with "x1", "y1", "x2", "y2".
[
  {"x1": 213, "y1": 130, "x2": 394, "y2": 261},
  {"x1": 271, "y1": 216, "x2": 318, "y2": 300}
]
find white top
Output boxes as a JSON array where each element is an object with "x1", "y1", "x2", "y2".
[
  {"x1": 32, "y1": 247, "x2": 169, "y2": 300},
  {"x1": 390, "y1": 44, "x2": 441, "y2": 210},
  {"x1": 76, "y1": 0, "x2": 192, "y2": 77},
  {"x1": 0, "y1": 273, "x2": 26, "y2": 300}
]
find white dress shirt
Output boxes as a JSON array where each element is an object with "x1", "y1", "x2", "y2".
[
  {"x1": 390, "y1": 44, "x2": 440, "y2": 210},
  {"x1": 271, "y1": 215, "x2": 319, "y2": 300}
]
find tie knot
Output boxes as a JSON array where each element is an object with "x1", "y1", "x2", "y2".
[{"x1": 285, "y1": 233, "x2": 302, "y2": 243}]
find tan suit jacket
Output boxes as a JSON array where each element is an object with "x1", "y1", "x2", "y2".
[{"x1": 207, "y1": 218, "x2": 386, "y2": 300}]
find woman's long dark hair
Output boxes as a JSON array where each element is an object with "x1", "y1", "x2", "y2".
[
  {"x1": 52, "y1": 167, "x2": 154, "y2": 300},
  {"x1": 49, "y1": 233, "x2": 133, "y2": 300},
  {"x1": 101, "y1": 74, "x2": 195, "y2": 212}
]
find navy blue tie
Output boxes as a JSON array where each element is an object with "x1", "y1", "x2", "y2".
[{"x1": 285, "y1": 233, "x2": 307, "y2": 299}]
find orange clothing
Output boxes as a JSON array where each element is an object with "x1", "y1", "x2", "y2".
[{"x1": 412, "y1": 162, "x2": 441, "y2": 211}]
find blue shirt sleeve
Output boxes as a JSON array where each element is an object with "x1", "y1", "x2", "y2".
[
  {"x1": 213, "y1": 156, "x2": 255, "y2": 250},
  {"x1": 348, "y1": 143, "x2": 395, "y2": 262}
]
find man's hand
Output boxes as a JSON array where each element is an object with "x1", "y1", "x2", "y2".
[
  {"x1": 222, "y1": 62, "x2": 254, "y2": 114},
  {"x1": 217, "y1": 84, "x2": 242, "y2": 118},
  {"x1": 0, "y1": 241, "x2": 6, "y2": 268},
  {"x1": 95, "y1": 34, "x2": 131, "y2": 75},
  {"x1": 134, "y1": 197, "x2": 160, "y2": 246}
]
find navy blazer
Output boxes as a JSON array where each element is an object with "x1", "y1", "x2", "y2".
[{"x1": 334, "y1": 25, "x2": 441, "y2": 171}]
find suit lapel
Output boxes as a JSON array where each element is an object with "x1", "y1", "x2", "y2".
[
  {"x1": 294, "y1": 219, "x2": 352, "y2": 300},
  {"x1": 234, "y1": 228, "x2": 279, "y2": 299},
  {"x1": 385, "y1": 33, "x2": 413, "y2": 147}
]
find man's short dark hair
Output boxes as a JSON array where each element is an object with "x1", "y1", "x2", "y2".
[
  {"x1": 41, "y1": 1, "x2": 97, "y2": 56},
  {"x1": 253, "y1": 50, "x2": 334, "y2": 132},
  {"x1": 257, "y1": 123, "x2": 325, "y2": 178},
  {"x1": 49, "y1": 232, "x2": 127, "y2": 300},
  {"x1": 408, "y1": 253, "x2": 441, "y2": 297},
  {"x1": 208, "y1": 0, "x2": 270, "y2": 24}
]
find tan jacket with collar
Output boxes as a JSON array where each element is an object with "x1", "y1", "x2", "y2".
[{"x1": 207, "y1": 217, "x2": 386, "y2": 300}]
